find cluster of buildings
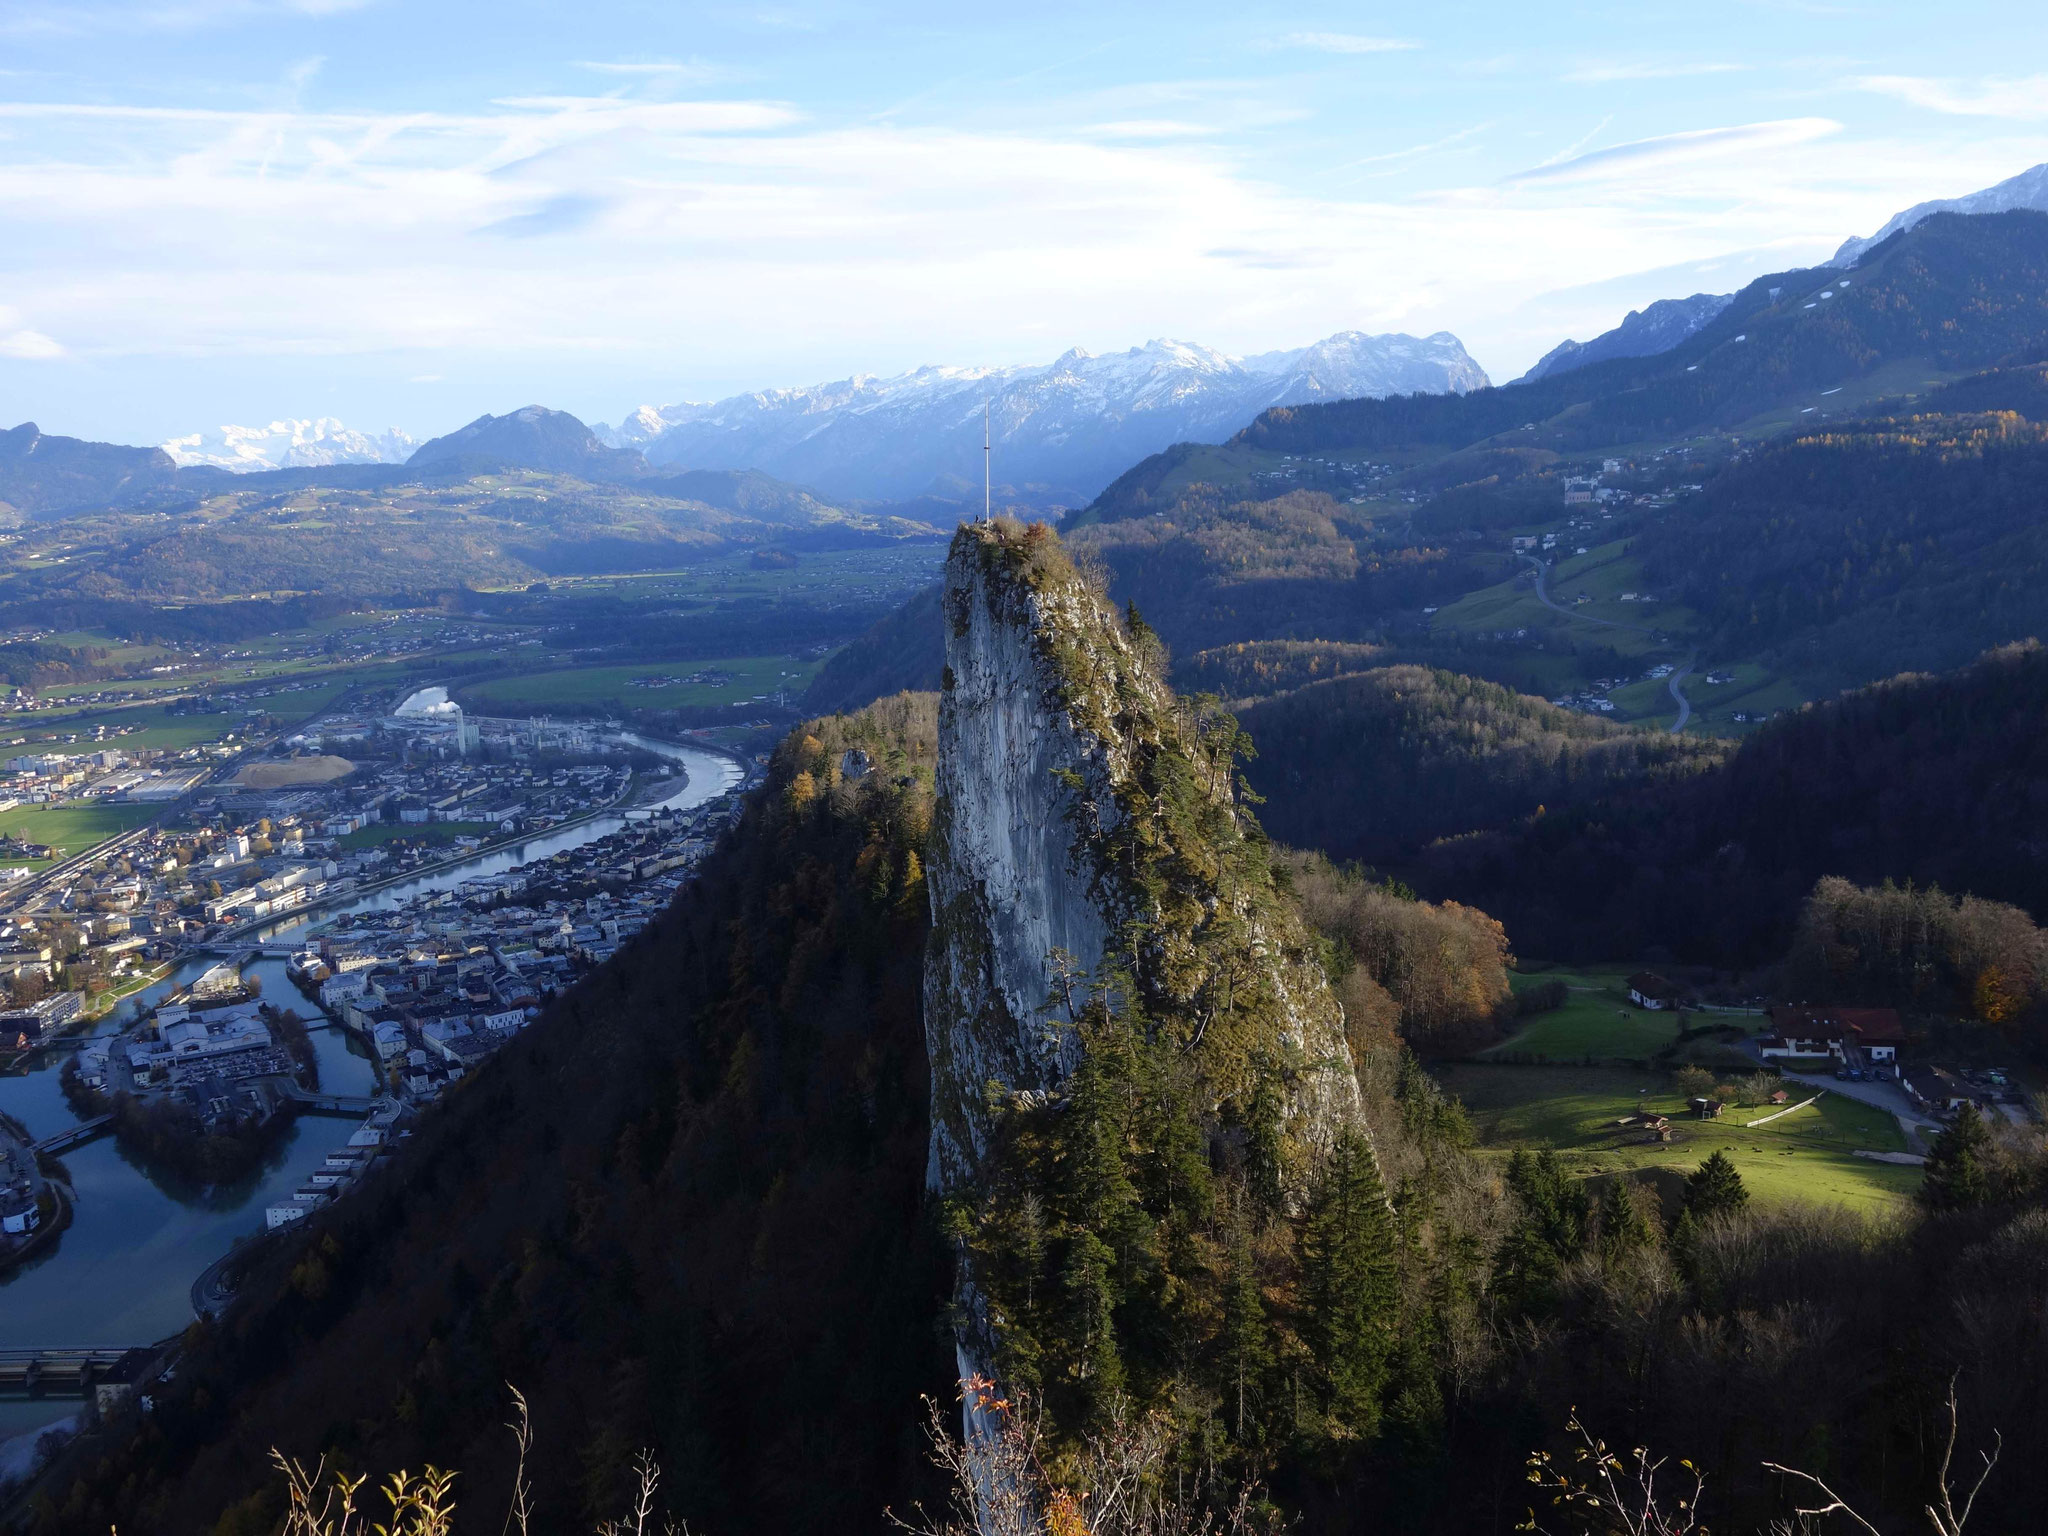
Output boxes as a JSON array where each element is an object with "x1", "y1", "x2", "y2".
[
  {"x1": 300, "y1": 795, "x2": 736, "y2": 1097},
  {"x1": 74, "y1": 978, "x2": 298, "y2": 1134},
  {"x1": 264, "y1": 1113, "x2": 398, "y2": 1230},
  {"x1": 0, "y1": 745, "x2": 216, "y2": 808},
  {"x1": 0, "y1": 730, "x2": 645, "y2": 966},
  {"x1": 250, "y1": 794, "x2": 740, "y2": 1224},
  {"x1": 1618, "y1": 986, "x2": 2035, "y2": 1129}
]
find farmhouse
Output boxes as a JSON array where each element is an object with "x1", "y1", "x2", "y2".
[
  {"x1": 1757, "y1": 1005, "x2": 1905, "y2": 1066},
  {"x1": 1627, "y1": 972, "x2": 1684, "y2": 1010}
]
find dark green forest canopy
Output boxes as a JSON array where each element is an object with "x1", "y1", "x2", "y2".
[
  {"x1": 1238, "y1": 664, "x2": 1727, "y2": 865},
  {"x1": 1635, "y1": 412, "x2": 2048, "y2": 683},
  {"x1": 1414, "y1": 642, "x2": 2048, "y2": 964}
]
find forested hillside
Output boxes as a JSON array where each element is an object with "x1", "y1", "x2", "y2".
[
  {"x1": 1636, "y1": 412, "x2": 2048, "y2": 682},
  {"x1": 1418, "y1": 642, "x2": 2048, "y2": 963},
  {"x1": 1024, "y1": 213, "x2": 2048, "y2": 712},
  {"x1": 1239, "y1": 665, "x2": 1726, "y2": 864},
  {"x1": 1069, "y1": 490, "x2": 1502, "y2": 655},
  {"x1": 802, "y1": 582, "x2": 944, "y2": 712}
]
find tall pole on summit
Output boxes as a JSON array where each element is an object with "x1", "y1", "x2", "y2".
[{"x1": 983, "y1": 401, "x2": 992, "y2": 522}]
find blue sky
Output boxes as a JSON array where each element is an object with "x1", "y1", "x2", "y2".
[{"x1": 2, "y1": 0, "x2": 2046, "y2": 447}]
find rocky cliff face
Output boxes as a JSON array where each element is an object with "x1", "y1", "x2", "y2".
[{"x1": 923, "y1": 519, "x2": 1368, "y2": 1356}]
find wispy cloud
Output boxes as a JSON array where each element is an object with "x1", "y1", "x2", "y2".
[
  {"x1": 1505, "y1": 117, "x2": 1840, "y2": 184},
  {"x1": 1336, "y1": 122, "x2": 1491, "y2": 172},
  {"x1": 1271, "y1": 32, "x2": 1419, "y2": 55},
  {"x1": 1535, "y1": 116, "x2": 1613, "y2": 169},
  {"x1": 1856, "y1": 73, "x2": 2048, "y2": 120},
  {"x1": 1564, "y1": 61, "x2": 1749, "y2": 83},
  {"x1": 1081, "y1": 120, "x2": 1217, "y2": 139},
  {"x1": 575, "y1": 59, "x2": 732, "y2": 84},
  {"x1": 0, "y1": 329, "x2": 64, "y2": 360},
  {"x1": 2, "y1": 0, "x2": 373, "y2": 37}
]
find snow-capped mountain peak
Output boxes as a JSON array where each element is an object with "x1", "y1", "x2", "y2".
[
  {"x1": 1832, "y1": 161, "x2": 2048, "y2": 267},
  {"x1": 163, "y1": 418, "x2": 417, "y2": 472},
  {"x1": 605, "y1": 329, "x2": 1489, "y2": 502}
]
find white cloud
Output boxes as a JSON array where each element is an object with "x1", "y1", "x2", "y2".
[
  {"x1": 1, "y1": 0, "x2": 373, "y2": 36},
  {"x1": 1504, "y1": 118, "x2": 1841, "y2": 185},
  {"x1": 0, "y1": 88, "x2": 2042, "y2": 388},
  {"x1": 1564, "y1": 62, "x2": 1749, "y2": 83},
  {"x1": 1081, "y1": 119, "x2": 1218, "y2": 139},
  {"x1": 1272, "y1": 32, "x2": 1419, "y2": 55},
  {"x1": 0, "y1": 329, "x2": 64, "y2": 359},
  {"x1": 1857, "y1": 74, "x2": 2048, "y2": 121},
  {"x1": 574, "y1": 59, "x2": 734, "y2": 84}
]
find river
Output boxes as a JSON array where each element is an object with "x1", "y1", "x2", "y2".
[{"x1": 0, "y1": 738, "x2": 742, "y2": 1440}]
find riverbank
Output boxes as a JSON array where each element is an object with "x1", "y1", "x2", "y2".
[{"x1": 0, "y1": 1179, "x2": 71, "y2": 1281}]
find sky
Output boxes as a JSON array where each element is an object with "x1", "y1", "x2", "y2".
[{"x1": 3, "y1": 0, "x2": 2047, "y2": 447}]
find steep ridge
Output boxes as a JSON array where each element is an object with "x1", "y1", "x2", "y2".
[
  {"x1": 923, "y1": 519, "x2": 1374, "y2": 1405},
  {"x1": 1088, "y1": 209, "x2": 2048, "y2": 514},
  {"x1": 1833, "y1": 159, "x2": 2048, "y2": 266},
  {"x1": 1515, "y1": 292, "x2": 1734, "y2": 382}
]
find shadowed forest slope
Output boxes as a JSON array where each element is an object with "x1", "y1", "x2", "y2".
[{"x1": 24, "y1": 697, "x2": 950, "y2": 1536}]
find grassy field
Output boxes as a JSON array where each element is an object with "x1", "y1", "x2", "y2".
[
  {"x1": 459, "y1": 655, "x2": 824, "y2": 713},
  {"x1": 336, "y1": 821, "x2": 497, "y2": 850},
  {"x1": 1430, "y1": 547, "x2": 1684, "y2": 669},
  {"x1": 1435, "y1": 1062, "x2": 1921, "y2": 1212},
  {"x1": 1486, "y1": 969, "x2": 1687, "y2": 1060},
  {"x1": 0, "y1": 802, "x2": 157, "y2": 863}
]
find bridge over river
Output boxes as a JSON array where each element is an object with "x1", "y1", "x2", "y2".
[{"x1": 30, "y1": 1116, "x2": 111, "y2": 1155}]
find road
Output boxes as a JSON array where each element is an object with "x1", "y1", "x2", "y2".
[
  {"x1": 1773, "y1": 1067, "x2": 1940, "y2": 1130},
  {"x1": 1517, "y1": 554, "x2": 1696, "y2": 735},
  {"x1": 1665, "y1": 653, "x2": 1697, "y2": 733},
  {"x1": 1519, "y1": 553, "x2": 1648, "y2": 634}
]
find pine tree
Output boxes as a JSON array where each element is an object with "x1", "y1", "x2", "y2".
[
  {"x1": 1299, "y1": 1130, "x2": 1398, "y2": 1440},
  {"x1": 1921, "y1": 1102, "x2": 1994, "y2": 1211},
  {"x1": 1220, "y1": 1206, "x2": 1273, "y2": 1444},
  {"x1": 1597, "y1": 1179, "x2": 1658, "y2": 1264},
  {"x1": 1059, "y1": 1230, "x2": 1126, "y2": 1419},
  {"x1": 1242, "y1": 1075, "x2": 1285, "y2": 1218},
  {"x1": 1683, "y1": 1151, "x2": 1749, "y2": 1222},
  {"x1": 1492, "y1": 1149, "x2": 1589, "y2": 1315}
]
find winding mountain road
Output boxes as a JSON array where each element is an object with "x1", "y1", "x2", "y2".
[
  {"x1": 1517, "y1": 554, "x2": 1695, "y2": 735},
  {"x1": 1665, "y1": 655, "x2": 1696, "y2": 733}
]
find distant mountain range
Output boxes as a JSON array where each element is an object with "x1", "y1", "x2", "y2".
[
  {"x1": 1518, "y1": 160, "x2": 2048, "y2": 385},
  {"x1": 595, "y1": 331, "x2": 1491, "y2": 503},
  {"x1": 163, "y1": 418, "x2": 417, "y2": 472}
]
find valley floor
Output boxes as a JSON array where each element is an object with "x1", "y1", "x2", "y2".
[{"x1": 1434, "y1": 1061, "x2": 1921, "y2": 1212}]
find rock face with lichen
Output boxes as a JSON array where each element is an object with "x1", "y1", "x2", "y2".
[{"x1": 923, "y1": 518, "x2": 1368, "y2": 1373}]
